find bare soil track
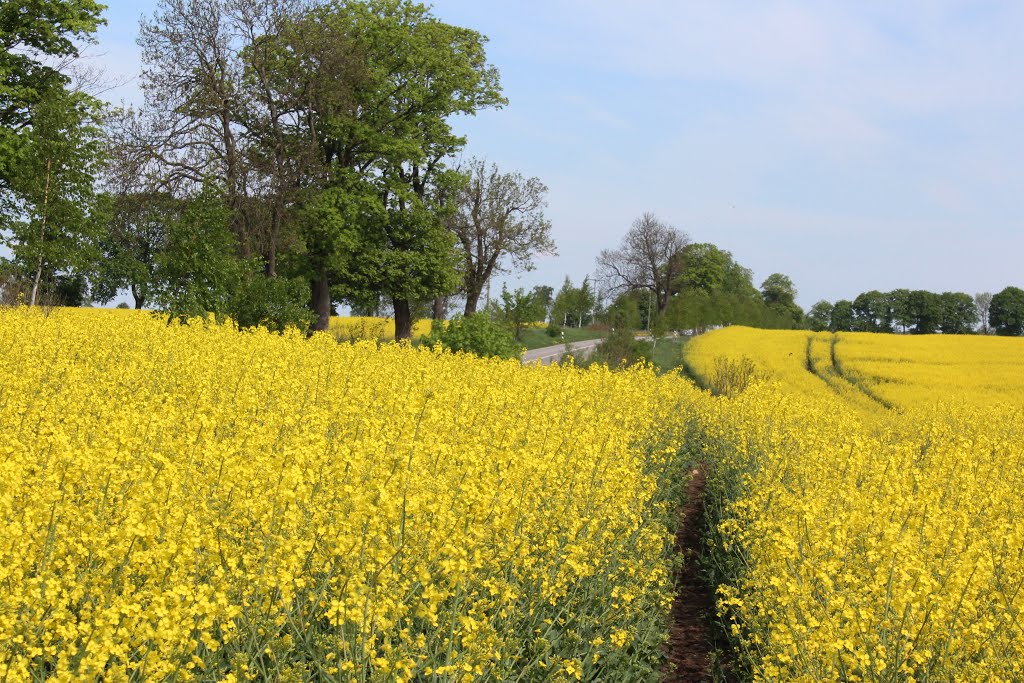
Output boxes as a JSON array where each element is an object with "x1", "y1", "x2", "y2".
[{"x1": 662, "y1": 467, "x2": 717, "y2": 683}]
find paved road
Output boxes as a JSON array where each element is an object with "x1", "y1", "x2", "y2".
[{"x1": 521, "y1": 338, "x2": 603, "y2": 365}]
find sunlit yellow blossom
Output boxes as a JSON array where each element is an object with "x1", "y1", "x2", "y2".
[
  {"x1": 0, "y1": 306, "x2": 693, "y2": 681},
  {"x1": 687, "y1": 326, "x2": 1024, "y2": 681}
]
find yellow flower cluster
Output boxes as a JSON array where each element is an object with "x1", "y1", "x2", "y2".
[
  {"x1": 0, "y1": 307, "x2": 694, "y2": 681},
  {"x1": 328, "y1": 317, "x2": 434, "y2": 342},
  {"x1": 687, "y1": 326, "x2": 1024, "y2": 681}
]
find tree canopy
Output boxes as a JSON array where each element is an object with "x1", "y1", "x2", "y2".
[
  {"x1": 814, "y1": 288, "x2": 996, "y2": 335},
  {"x1": 1, "y1": 0, "x2": 105, "y2": 187},
  {"x1": 449, "y1": 158, "x2": 554, "y2": 315},
  {"x1": 990, "y1": 286, "x2": 1024, "y2": 336}
]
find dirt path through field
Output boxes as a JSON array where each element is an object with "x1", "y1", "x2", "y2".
[{"x1": 662, "y1": 467, "x2": 717, "y2": 683}]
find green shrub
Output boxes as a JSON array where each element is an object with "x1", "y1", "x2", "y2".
[
  {"x1": 587, "y1": 328, "x2": 652, "y2": 367},
  {"x1": 426, "y1": 313, "x2": 523, "y2": 359},
  {"x1": 229, "y1": 272, "x2": 315, "y2": 333}
]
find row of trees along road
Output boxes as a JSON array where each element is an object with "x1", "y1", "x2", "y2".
[
  {"x1": 807, "y1": 287, "x2": 1024, "y2": 336},
  {"x1": 0, "y1": 0, "x2": 558, "y2": 340}
]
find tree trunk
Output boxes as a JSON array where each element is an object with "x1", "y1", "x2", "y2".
[
  {"x1": 464, "y1": 290, "x2": 481, "y2": 316},
  {"x1": 265, "y1": 236, "x2": 277, "y2": 278},
  {"x1": 394, "y1": 298, "x2": 413, "y2": 340},
  {"x1": 30, "y1": 256, "x2": 44, "y2": 307},
  {"x1": 312, "y1": 274, "x2": 332, "y2": 332},
  {"x1": 132, "y1": 283, "x2": 147, "y2": 310},
  {"x1": 30, "y1": 158, "x2": 53, "y2": 307},
  {"x1": 432, "y1": 296, "x2": 446, "y2": 320},
  {"x1": 657, "y1": 289, "x2": 670, "y2": 313}
]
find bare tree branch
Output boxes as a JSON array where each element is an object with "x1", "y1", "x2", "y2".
[{"x1": 595, "y1": 212, "x2": 689, "y2": 314}]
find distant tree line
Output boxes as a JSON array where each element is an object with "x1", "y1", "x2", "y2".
[
  {"x1": 806, "y1": 287, "x2": 1024, "y2": 336},
  {"x1": 482, "y1": 212, "x2": 808, "y2": 343}
]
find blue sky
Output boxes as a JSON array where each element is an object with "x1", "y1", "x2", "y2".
[{"x1": 86, "y1": 1, "x2": 1024, "y2": 308}]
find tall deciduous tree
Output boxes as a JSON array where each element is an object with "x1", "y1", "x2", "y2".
[
  {"x1": 938, "y1": 291, "x2": 977, "y2": 335},
  {"x1": 888, "y1": 289, "x2": 913, "y2": 333},
  {"x1": 596, "y1": 212, "x2": 689, "y2": 315},
  {"x1": 0, "y1": 0, "x2": 105, "y2": 193},
  {"x1": 359, "y1": 168, "x2": 463, "y2": 340},
  {"x1": 807, "y1": 300, "x2": 834, "y2": 332},
  {"x1": 268, "y1": 0, "x2": 504, "y2": 334},
  {"x1": 131, "y1": 0, "x2": 504, "y2": 334},
  {"x1": 760, "y1": 273, "x2": 802, "y2": 327},
  {"x1": 152, "y1": 183, "x2": 242, "y2": 319},
  {"x1": 1, "y1": 0, "x2": 107, "y2": 305},
  {"x1": 852, "y1": 290, "x2": 892, "y2": 332},
  {"x1": 907, "y1": 289, "x2": 942, "y2": 334},
  {"x1": 449, "y1": 158, "x2": 554, "y2": 315},
  {"x1": 830, "y1": 300, "x2": 855, "y2": 332},
  {"x1": 974, "y1": 292, "x2": 993, "y2": 333},
  {"x1": 91, "y1": 190, "x2": 177, "y2": 308},
  {"x1": 677, "y1": 242, "x2": 729, "y2": 294},
  {"x1": 666, "y1": 241, "x2": 767, "y2": 331},
  {"x1": 0, "y1": 88, "x2": 105, "y2": 305},
  {"x1": 990, "y1": 286, "x2": 1024, "y2": 336},
  {"x1": 134, "y1": 0, "x2": 316, "y2": 272}
]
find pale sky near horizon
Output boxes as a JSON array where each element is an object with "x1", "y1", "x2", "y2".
[{"x1": 82, "y1": 1, "x2": 1024, "y2": 308}]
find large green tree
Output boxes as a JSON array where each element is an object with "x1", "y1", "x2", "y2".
[
  {"x1": 360, "y1": 169, "x2": 463, "y2": 339},
  {"x1": 1, "y1": 0, "x2": 105, "y2": 191},
  {"x1": 152, "y1": 184, "x2": 242, "y2": 320},
  {"x1": 678, "y1": 242, "x2": 729, "y2": 293},
  {"x1": 129, "y1": 0, "x2": 503, "y2": 333},
  {"x1": 668, "y1": 242, "x2": 769, "y2": 331},
  {"x1": 907, "y1": 290, "x2": 943, "y2": 334},
  {"x1": 760, "y1": 273, "x2": 802, "y2": 328},
  {"x1": 852, "y1": 290, "x2": 893, "y2": 333},
  {"x1": 990, "y1": 286, "x2": 1024, "y2": 336},
  {"x1": 1, "y1": 0, "x2": 107, "y2": 304},
  {"x1": 91, "y1": 190, "x2": 177, "y2": 308},
  {"x1": 938, "y1": 291, "x2": 978, "y2": 335},
  {"x1": 268, "y1": 0, "x2": 505, "y2": 335},
  {"x1": 0, "y1": 88, "x2": 105, "y2": 305},
  {"x1": 888, "y1": 289, "x2": 913, "y2": 333},
  {"x1": 830, "y1": 300, "x2": 855, "y2": 332},
  {"x1": 806, "y1": 300, "x2": 834, "y2": 332}
]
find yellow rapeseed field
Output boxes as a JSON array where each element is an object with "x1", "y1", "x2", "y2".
[
  {"x1": 0, "y1": 307, "x2": 697, "y2": 682},
  {"x1": 328, "y1": 317, "x2": 434, "y2": 342},
  {"x1": 832, "y1": 332, "x2": 1024, "y2": 411},
  {"x1": 11, "y1": 310, "x2": 1024, "y2": 682},
  {"x1": 686, "y1": 326, "x2": 1024, "y2": 681}
]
